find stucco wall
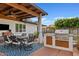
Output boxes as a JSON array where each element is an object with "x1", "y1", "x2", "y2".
[
  {"x1": 26, "y1": 23, "x2": 37, "y2": 34},
  {"x1": 0, "y1": 18, "x2": 37, "y2": 36}
]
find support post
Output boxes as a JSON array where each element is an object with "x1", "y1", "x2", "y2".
[
  {"x1": 38, "y1": 13, "x2": 43, "y2": 43},
  {"x1": 69, "y1": 34, "x2": 73, "y2": 51},
  {"x1": 52, "y1": 33, "x2": 55, "y2": 48}
]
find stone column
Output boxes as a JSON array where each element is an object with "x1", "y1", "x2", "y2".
[
  {"x1": 52, "y1": 33, "x2": 55, "y2": 48},
  {"x1": 69, "y1": 34, "x2": 73, "y2": 51},
  {"x1": 38, "y1": 13, "x2": 43, "y2": 43}
]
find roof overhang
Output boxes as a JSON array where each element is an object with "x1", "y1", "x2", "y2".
[{"x1": 0, "y1": 3, "x2": 48, "y2": 21}]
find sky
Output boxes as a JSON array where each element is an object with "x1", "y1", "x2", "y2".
[{"x1": 32, "y1": 3, "x2": 79, "y2": 26}]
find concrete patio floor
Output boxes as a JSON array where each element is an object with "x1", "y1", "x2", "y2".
[{"x1": 31, "y1": 47, "x2": 73, "y2": 56}]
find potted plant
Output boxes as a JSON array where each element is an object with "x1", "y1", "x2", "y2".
[
  {"x1": 33, "y1": 32, "x2": 39, "y2": 42},
  {"x1": 34, "y1": 31, "x2": 39, "y2": 38}
]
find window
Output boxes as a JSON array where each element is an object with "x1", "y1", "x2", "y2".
[
  {"x1": 20, "y1": 24, "x2": 22, "y2": 32},
  {"x1": 0, "y1": 24, "x2": 9, "y2": 30},
  {"x1": 23, "y1": 25, "x2": 26, "y2": 32},
  {"x1": 16, "y1": 24, "x2": 19, "y2": 32},
  {"x1": 15, "y1": 24, "x2": 26, "y2": 32}
]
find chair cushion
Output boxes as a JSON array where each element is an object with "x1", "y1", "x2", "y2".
[
  {"x1": 12, "y1": 42, "x2": 20, "y2": 45},
  {"x1": 27, "y1": 42, "x2": 34, "y2": 45},
  {"x1": 5, "y1": 41, "x2": 12, "y2": 44}
]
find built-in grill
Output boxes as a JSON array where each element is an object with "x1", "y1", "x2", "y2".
[
  {"x1": 55, "y1": 30, "x2": 69, "y2": 41},
  {"x1": 44, "y1": 29, "x2": 73, "y2": 51}
]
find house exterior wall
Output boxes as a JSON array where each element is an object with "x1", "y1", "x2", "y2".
[
  {"x1": 26, "y1": 23, "x2": 37, "y2": 34},
  {"x1": 0, "y1": 19, "x2": 37, "y2": 36}
]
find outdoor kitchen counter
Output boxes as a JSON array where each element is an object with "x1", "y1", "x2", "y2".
[{"x1": 56, "y1": 39, "x2": 69, "y2": 41}]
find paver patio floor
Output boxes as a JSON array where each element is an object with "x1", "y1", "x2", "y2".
[
  {"x1": 73, "y1": 47, "x2": 79, "y2": 56},
  {"x1": 0, "y1": 52, "x2": 5, "y2": 56},
  {"x1": 32, "y1": 47, "x2": 73, "y2": 56}
]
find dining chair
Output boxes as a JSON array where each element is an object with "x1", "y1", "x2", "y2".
[
  {"x1": 22, "y1": 34, "x2": 35, "y2": 51},
  {"x1": 9, "y1": 36, "x2": 21, "y2": 48},
  {"x1": 2, "y1": 33, "x2": 12, "y2": 48},
  {"x1": 22, "y1": 33, "x2": 27, "y2": 36}
]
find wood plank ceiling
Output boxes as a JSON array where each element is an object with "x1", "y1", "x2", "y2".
[{"x1": 0, "y1": 3, "x2": 47, "y2": 21}]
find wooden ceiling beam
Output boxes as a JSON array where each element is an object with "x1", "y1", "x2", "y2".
[
  {"x1": 0, "y1": 13, "x2": 16, "y2": 20},
  {"x1": 0, "y1": 3, "x2": 7, "y2": 7},
  {"x1": 14, "y1": 11, "x2": 24, "y2": 15},
  {"x1": 35, "y1": 10, "x2": 41, "y2": 12},
  {"x1": 4, "y1": 8, "x2": 16, "y2": 14},
  {"x1": 17, "y1": 14, "x2": 29, "y2": 17},
  {"x1": 6, "y1": 3, "x2": 39, "y2": 17}
]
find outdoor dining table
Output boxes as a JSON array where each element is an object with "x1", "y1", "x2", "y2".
[
  {"x1": 15, "y1": 36, "x2": 29, "y2": 50},
  {"x1": 17, "y1": 36, "x2": 28, "y2": 40}
]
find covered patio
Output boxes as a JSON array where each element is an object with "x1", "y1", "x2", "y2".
[
  {"x1": 0, "y1": 3, "x2": 47, "y2": 56},
  {"x1": 0, "y1": 3, "x2": 47, "y2": 43}
]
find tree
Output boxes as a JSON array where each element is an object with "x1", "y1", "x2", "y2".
[{"x1": 54, "y1": 17, "x2": 79, "y2": 29}]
